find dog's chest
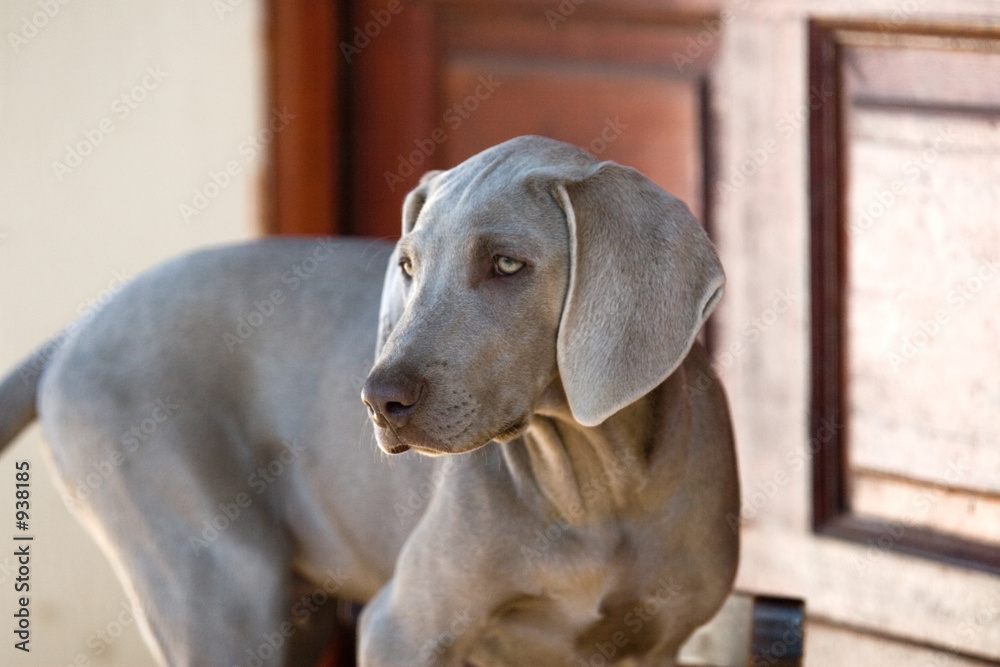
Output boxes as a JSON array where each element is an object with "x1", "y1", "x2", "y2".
[{"x1": 475, "y1": 521, "x2": 671, "y2": 664}]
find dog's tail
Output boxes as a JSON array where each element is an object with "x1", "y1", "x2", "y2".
[{"x1": 0, "y1": 336, "x2": 65, "y2": 452}]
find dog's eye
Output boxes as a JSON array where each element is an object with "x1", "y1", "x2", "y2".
[
  {"x1": 399, "y1": 257, "x2": 414, "y2": 278},
  {"x1": 494, "y1": 256, "x2": 525, "y2": 276}
]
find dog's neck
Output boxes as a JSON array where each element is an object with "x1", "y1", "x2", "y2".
[{"x1": 502, "y1": 364, "x2": 692, "y2": 524}]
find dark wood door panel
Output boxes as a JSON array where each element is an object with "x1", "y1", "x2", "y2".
[
  {"x1": 347, "y1": 0, "x2": 720, "y2": 239},
  {"x1": 441, "y1": 60, "x2": 704, "y2": 219},
  {"x1": 809, "y1": 21, "x2": 1000, "y2": 576},
  {"x1": 347, "y1": 0, "x2": 438, "y2": 238},
  {"x1": 267, "y1": 0, "x2": 342, "y2": 235}
]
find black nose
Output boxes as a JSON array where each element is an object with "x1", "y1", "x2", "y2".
[{"x1": 361, "y1": 368, "x2": 423, "y2": 431}]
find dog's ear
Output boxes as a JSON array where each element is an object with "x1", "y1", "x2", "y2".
[
  {"x1": 401, "y1": 170, "x2": 442, "y2": 234},
  {"x1": 375, "y1": 171, "x2": 442, "y2": 358},
  {"x1": 554, "y1": 162, "x2": 724, "y2": 427}
]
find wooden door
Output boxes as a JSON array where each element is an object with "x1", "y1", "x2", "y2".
[
  {"x1": 715, "y1": 3, "x2": 1000, "y2": 665},
  {"x1": 346, "y1": 0, "x2": 724, "y2": 240},
  {"x1": 269, "y1": 0, "x2": 722, "y2": 239}
]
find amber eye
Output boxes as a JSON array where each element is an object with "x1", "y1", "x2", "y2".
[
  {"x1": 494, "y1": 256, "x2": 525, "y2": 276},
  {"x1": 399, "y1": 257, "x2": 414, "y2": 277}
]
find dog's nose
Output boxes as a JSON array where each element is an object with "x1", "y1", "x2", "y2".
[{"x1": 361, "y1": 370, "x2": 423, "y2": 431}]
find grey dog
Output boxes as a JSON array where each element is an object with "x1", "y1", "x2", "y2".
[{"x1": 0, "y1": 136, "x2": 739, "y2": 666}]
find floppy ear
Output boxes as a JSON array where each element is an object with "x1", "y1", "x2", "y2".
[
  {"x1": 401, "y1": 169, "x2": 442, "y2": 234},
  {"x1": 374, "y1": 170, "x2": 442, "y2": 359},
  {"x1": 554, "y1": 162, "x2": 725, "y2": 426}
]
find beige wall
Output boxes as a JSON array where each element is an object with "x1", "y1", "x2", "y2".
[{"x1": 0, "y1": 1, "x2": 265, "y2": 665}]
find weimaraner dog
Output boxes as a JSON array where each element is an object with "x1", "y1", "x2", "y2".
[{"x1": 0, "y1": 136, "x2": 738, "y2": 666}]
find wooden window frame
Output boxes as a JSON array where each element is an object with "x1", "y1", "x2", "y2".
[{"x1": 808, "y1": 20, "x2": 1000, "y2": 576}]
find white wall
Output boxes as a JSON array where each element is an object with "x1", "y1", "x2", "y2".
[{"x1": 0, "y1": 1, "x2": 265, "y2": 665}]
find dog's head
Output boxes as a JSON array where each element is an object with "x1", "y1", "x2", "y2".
[{"x1": 361, "y1": 136, "x2": 724, "y2": 456}]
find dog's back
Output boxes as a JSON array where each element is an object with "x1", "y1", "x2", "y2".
[{"x1": 0, "y1": 237, "x2": 438, "y2": 665}]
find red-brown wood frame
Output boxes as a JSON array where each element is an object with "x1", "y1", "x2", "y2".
[
  {"x1": 808, "y1": 20, "x2": 1000, "y2": 576},
  {"x1": 267, "y1": 0, "x2": 344, "y2": 236}
]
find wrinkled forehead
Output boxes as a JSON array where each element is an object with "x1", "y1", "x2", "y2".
[
  {"x1": 410, "y1": 168, "x2": 565, "y2": 246},
  {"x1": 401, "y1": 136, "x2": 600, "y2": 249}
]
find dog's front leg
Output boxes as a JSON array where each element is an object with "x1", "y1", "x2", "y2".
[
  {"x1": 358, "y1": 578, "x2": 477, "y2": 667},
  {"x1": 357, "y1": 582, "x2": 408, "y2": 667}
]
